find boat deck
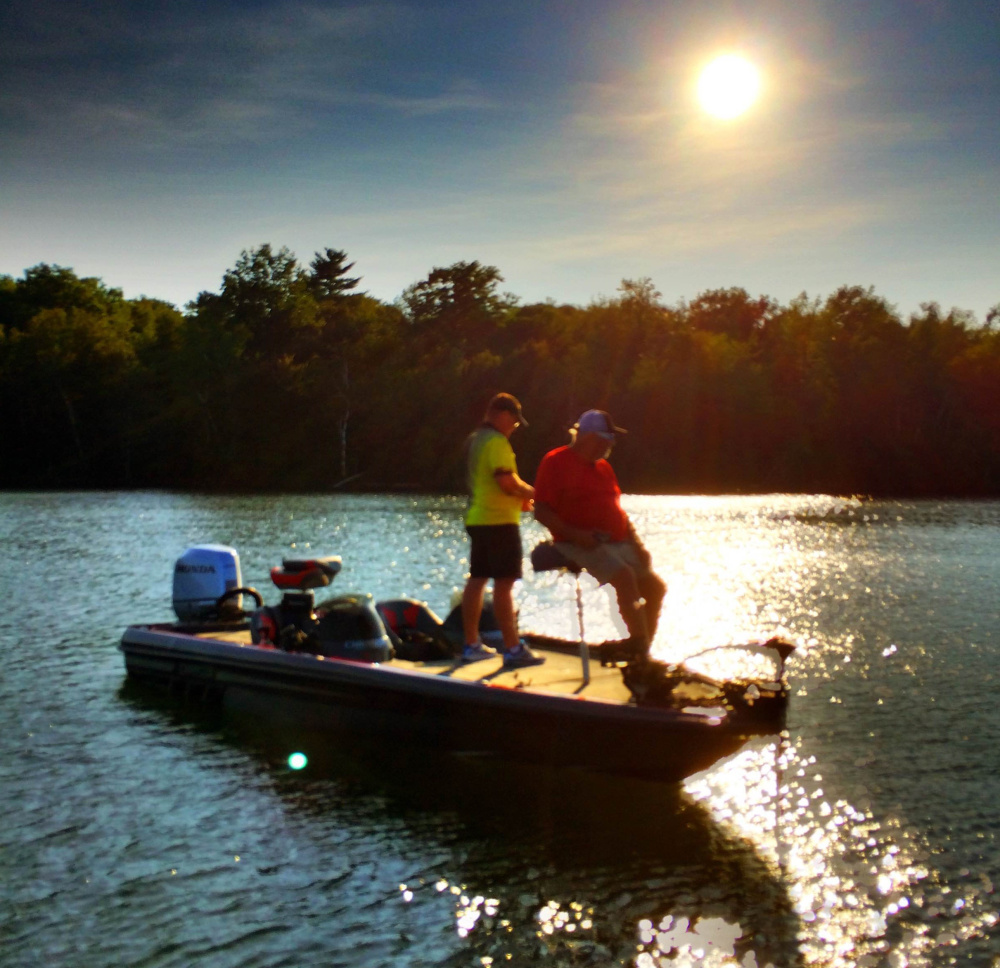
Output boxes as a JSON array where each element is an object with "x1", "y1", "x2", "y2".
[{"x1": 200, "y1": 628, "x2": 633, "y2": 704}]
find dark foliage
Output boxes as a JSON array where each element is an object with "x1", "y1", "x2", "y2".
[{"x1": 2, "y1": 252, "x2": 998, "y2": 496}]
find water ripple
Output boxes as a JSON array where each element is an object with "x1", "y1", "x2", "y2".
[{"x1": 3, "y1": 493, "x2": 1000, "y2": 966}]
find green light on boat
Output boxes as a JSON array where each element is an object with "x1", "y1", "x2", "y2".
[{"x1": 288, "y1": 752, "x2": 308, "y2": 770}]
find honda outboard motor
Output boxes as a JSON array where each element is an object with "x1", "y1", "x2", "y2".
[{"x1": 173, "y1": 545, "x2": 243, "y2": 622}]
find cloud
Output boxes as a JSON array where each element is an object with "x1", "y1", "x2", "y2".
[
  {"x1": 481, "y1": 27, "x2": 986, "y2": 276},
  {"x1": 0, "y1": 0, "x2": 490, "y2": 156},
  {"x1": 480, "y1": 194, "x2": 889, "y2": 272},
  {"x1": 334, "y1": 84, "x2": 494, "y2": 117}
]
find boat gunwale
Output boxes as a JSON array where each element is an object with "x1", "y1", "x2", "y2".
[{"x1": 119, "y1": 622, "x2": 733, "y2": 732}]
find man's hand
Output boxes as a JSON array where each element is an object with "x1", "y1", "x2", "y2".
[{"x1": 534, "y1": 501, "x2": 598, "y2": 548}]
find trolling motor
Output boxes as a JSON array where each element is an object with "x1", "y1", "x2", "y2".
[{"x1": 619, "y1": 638, "x2": 796, "y2": 731}]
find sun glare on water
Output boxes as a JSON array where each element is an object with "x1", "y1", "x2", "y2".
[{"x1": 697, "y1": 54, "x2": 761, "y2": 119}]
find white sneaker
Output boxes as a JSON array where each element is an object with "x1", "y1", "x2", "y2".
[{"x1": 462, "y1": 642, "x2": 498, "y2": 663}]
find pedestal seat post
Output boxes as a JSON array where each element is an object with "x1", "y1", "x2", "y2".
[{"x1": 530, "y1": 542, "x2": 590, "y2": 685}]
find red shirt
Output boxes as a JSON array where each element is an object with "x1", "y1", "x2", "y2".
[{"x1": 533, "y1": 445, "x2": 628, "y2": 542}]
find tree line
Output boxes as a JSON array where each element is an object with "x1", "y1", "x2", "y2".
[{"x1": 2, "y1": 245, "x2": 999, "y2": 496}]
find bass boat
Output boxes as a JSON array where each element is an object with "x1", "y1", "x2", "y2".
[{"x1": 119, "y1": 545, "x2": 794, "y2": 783}]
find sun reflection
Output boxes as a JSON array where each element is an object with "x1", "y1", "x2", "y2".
[
  {"x1": 539, "y1": 900, "x2": 591, "y2": 935},
  {"x1": 440, "y1": 497, "x2": 998, "y2": 966},
  {"x1": 680, "y1": 736, "x2": 1000, "y2": 967},
  {"x1": 408, "y1": 735, "x2": 996, "y2": 966},
  {"x1": 637, "y1": 914, "x2": 744, "y2": 966}
]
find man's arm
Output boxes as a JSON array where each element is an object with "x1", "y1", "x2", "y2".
[
  {"x1": 534, "y1": 501, "x2": 600, "y2": 549},
  {"x1": 495, "y1": 468, "x2": 534, "y2": 501}
]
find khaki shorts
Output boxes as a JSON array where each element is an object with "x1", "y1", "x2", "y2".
[{"x1": 554, "y1": 540, "x2": 649, "y2": 586}]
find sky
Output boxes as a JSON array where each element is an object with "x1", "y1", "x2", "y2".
[{"x1": 2, "y1": 0, "x2": 998, "y2": 319}]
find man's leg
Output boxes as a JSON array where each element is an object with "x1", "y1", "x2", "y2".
[
  {"x1": 462, "y1": 577, "x2": 489, "y2": 646},
  {"x1": 638, "y1": 571, "x2": 667, "y2": 639},
  {"x1": 608, "y1": 565, "x2": 651, "y2": 650},
  {"x1": 492, "y1": 577, "x2": 519, "y2": 653}
]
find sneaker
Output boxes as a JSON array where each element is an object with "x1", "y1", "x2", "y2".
[
  {"x1": 462, "y1": 642, "x2": 498, "y2": 663},
  {"x1": 503, "y1": 644, "x2": 546, "y2": 669}
]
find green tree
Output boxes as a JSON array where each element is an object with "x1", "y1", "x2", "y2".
[
  {"x1": 0, "y1": 264, "x2": 124, "y2": 331},
  {"x1": 209, "y1": 244, "x2": 317, "y2": 360},
  {"x1": 5, "y1": 305, "x2": 137, "y2": 478},
  {"x1": 308, "y1": 294, "x2": 406, "y2": 483},
  {"x1": 402, "y1": 261, "x2": 514, "y2": 344},
  {"x1": 308, "y1": 248, "x2": 363, "y2": 301},
  {"x1": 685, "y1": 287, "x2": 776, "y2": 342}
]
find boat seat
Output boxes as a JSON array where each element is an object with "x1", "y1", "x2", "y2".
[
  {"x1": 530, "y1": 541, "x2": 583, "y2": 575},
  {"x1": 271, "y1": 556, "x2": 343, "y2": 590},
  {"x1": 529, "y1": 541, "x2": 644, "y2": 671}
]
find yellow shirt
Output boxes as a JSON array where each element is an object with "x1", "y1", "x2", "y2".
[{"x1": 465, "y1": 425, "x2": 523, "y2": 526}]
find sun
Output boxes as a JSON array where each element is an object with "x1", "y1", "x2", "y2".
[{"x1": 697, "y1": 54, "x2": 761, "y2": 120}]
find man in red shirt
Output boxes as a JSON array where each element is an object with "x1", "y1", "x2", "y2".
[{"x1": 533, "y1": 410, "x2": 666, "y2": 653}]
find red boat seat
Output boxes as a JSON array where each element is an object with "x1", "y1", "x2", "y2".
[{"x1": 270, "y1": 556, "x2": 342, "y2": 590}]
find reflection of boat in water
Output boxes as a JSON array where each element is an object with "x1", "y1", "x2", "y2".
[
  {"x1": 120, "y1": 546, "x2": 794, "y2": 784},
  {"x1": 119, "y1": 677, "x2": 804, "y2": 968}
]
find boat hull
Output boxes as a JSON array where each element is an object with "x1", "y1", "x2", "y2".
[{"x1": 120, "y1": 623, "x2": 754, "y2": 783}]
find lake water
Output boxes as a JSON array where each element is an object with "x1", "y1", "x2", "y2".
[{"x1": 1, "y1": 492, "x2": 999, "y2": 967}]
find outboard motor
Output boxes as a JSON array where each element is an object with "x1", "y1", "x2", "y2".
[
  {"x1": 250, "y1": 556, "x2": 394, "y2": 662},
  {"x1": 173, "y1": 545, "x2": 244, "y2": 622}
]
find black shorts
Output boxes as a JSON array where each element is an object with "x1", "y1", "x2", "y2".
[{"x1": 466, "y1": 524, "x2": 523, "y2": 580}]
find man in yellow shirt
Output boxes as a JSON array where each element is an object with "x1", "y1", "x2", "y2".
[{"x1": 461, "y1": 393, "x2": 544, "y2": 667}]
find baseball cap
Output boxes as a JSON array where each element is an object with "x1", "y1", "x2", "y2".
[
  {"x1": 488, "y1": 392, "x2": 528, "y2": 426},
  {"x1": 574, "y1": 410, "x2": 627, "y2": 440}
]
